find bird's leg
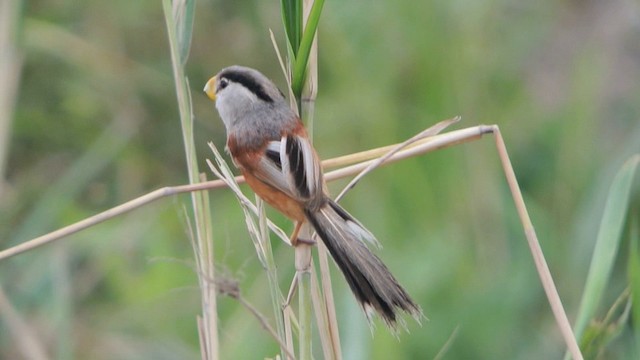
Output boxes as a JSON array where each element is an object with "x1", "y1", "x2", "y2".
[
  {"x1": 289, "y1": 222, "x2": 302, "y2": 246},
  {"x1": 290, "y1": 221, "x2": 316, "y2": 246}
]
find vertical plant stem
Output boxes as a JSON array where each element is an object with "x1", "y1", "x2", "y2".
[
  {"x1": 0, "y1": 0, "x2": 23, "y2": 196},
  {"x1": 298, "y1": 270, "x2": 312, "y2": 360},
  {"x1": 310, "y1": 256, "x2": 341, "y2": 359},
  {"x1": 0, "y1": 286, "x2": 49, "y2": 360},
  {"x1": 296, "y1": 227, "x2": 314, "y2": 360},
  {"x1": 163, "y1": 1, "x2": 218, "y2": 359},
  {"x1": 316, "y1": 242, "x2": 341, "y2": 358},
  {"x1": 286, "y1": 0, "x2": 342, "y2": 357},
  {"x1": 295, "y1": 1, "x2": 317, "y2": 358},
  {"x1": 301, "y1": 0, "x2": 340, "y2": 357}
]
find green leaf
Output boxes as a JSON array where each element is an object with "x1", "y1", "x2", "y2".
[
  {"x1": 573, "y1": 155, "x2": 640, "y2": 342},
  {"x1": 291, "y1": 0, "x2": 325, "y2": 99},
  {"x1": 580, "y1": 288, "x2": 631, "y2": 358},
  {"x1": 173, "y1": 0, "x2": 196, "y2": 66},
  {"x1": 281, "y1": 0, "x2": 302, "y2": 57}
]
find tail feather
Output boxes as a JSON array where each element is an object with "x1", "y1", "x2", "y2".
[{"x1": 304, "y1": 199, "x2": 422, "y2": 329}]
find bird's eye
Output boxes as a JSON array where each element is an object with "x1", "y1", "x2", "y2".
[{"x1": 218, "y1": 78, "x2": 229, "y2": 90}]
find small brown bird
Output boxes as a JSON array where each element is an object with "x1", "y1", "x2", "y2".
[{"x1": 204, "y1": 65, "x2": 421, "y2": 328}]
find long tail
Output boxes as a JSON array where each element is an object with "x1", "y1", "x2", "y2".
[{"x1": 304, "y1": 199, "x2": 422, "y2": 329}]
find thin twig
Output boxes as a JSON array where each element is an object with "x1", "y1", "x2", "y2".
[
  {"x1": 0, "y1": 286, "x2": 49, "y2": 360},
  {"x1": 433, "y1": 326, "x2": 459, "y2": 360},
  {"x1": 206, "y1": 143, "x2": 290, "y2": 246},
  {"x1": 308, "y1": 262, "x2": 328, "y2": 357},
  {"x1": 237, "y1": 296, "x2": 298, "y2": 360},
  {"x1": 0, "y1": 125, "x2": 492, "y2": 261},
  {"x1": 283, "y1": 305, "x2": 295, "y2": 356},
  {"x1": 324, "y1": 125, "x2": 492, "y2": 182},
  {"x1": 269, "y1": 28, "x2": 295, "y2": 108},
  {"x1": 315, "y1": 241, "x2": 341, "y2": 359},
  {"x1": 209, "y1": 272, "x2": 297, "y2": 360},
  {"x1": 492, "y1": 126, "x2": 583, "y2": 360},
  {"x1": 335, "y1": 116, "x2": 459, "y2": 202}
]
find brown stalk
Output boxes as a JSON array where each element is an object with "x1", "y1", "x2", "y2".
[{"x1": 0, "y1": 124, "x2": 492, "y2": 261}]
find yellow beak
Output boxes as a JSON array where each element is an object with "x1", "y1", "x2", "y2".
[{"x1": 204, "y1": 77, "x2": 217, "y2": 101}]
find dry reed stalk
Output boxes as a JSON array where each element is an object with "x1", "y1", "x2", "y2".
[{"x1": 0, "y1": 124, "x2": 493, "y2": 261}]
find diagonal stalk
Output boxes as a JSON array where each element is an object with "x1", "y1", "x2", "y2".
[
  {"x1": 492, "y1": 126, "x2": 583, "y2": 360},
  {"x1": 0, "y1": 125, "x2": 493, "y2": 261}
]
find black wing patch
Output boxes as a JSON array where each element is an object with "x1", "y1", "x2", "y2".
[
  {"x1": 285, "y1": 136, "x2": 310, "y2": 198},
  {"x1": 265, "y1": 147, "x2": 282, "y2": 170}
]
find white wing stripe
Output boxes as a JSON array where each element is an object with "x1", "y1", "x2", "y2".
[{"x1": 299, "y1": 136, "x2": 318, "y2": 196}]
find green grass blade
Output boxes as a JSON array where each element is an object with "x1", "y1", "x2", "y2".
[
  {"x1": 173, "y1": 0, "x2": 196, "y2": 66},
  {"x1": 162, "y1": 0, "x2": 197, "y2": 179},
  {"x1": 291, "y1": 0, "x2": 324, "y2": 98},
  {"x1": 163, "y1": 1, "x2": 219, "y2": 359},
  {"x1": 573, "y1": 154, "x2": 640, "y2": 342},
  {"x1": 281, "y1": 0, "x2": 302, "y2": 57}
]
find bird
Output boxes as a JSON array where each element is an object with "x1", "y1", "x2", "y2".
[{"x1": 204, "y1": 65, "x2": 422, "y2": 329}]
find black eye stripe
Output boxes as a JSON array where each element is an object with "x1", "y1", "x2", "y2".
[
  {"x1": 265, "y1": 148, "x2": 282, "y2": 169},
  {"x1": 219, "y1": 71, "x2": 274, "y2": 103}
]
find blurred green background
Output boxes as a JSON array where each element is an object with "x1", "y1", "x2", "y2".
[{"x1": 1, "y1": 0, "x2": 640, "y2": 359}]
